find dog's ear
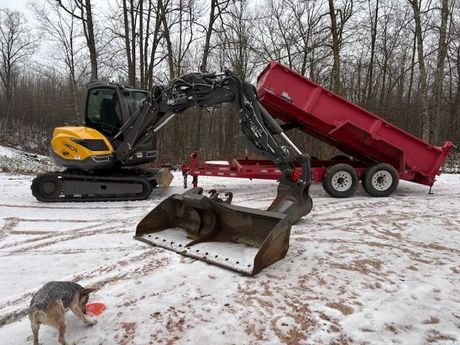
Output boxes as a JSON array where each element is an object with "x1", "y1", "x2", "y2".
[{"x1": 81, "y1": 286, "x2": 98, "y2": 295}]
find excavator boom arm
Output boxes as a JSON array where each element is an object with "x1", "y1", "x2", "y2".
[{"x1": 116, "y1": 71, "x2": 311, "y2": 200}]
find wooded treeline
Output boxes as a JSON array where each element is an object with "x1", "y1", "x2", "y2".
[{"x1": 0, "y1": 0, "x2": 459, "y2": 164}]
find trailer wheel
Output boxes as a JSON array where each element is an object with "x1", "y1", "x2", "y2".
[
  {"x1": 322, "y1": 164, "x2": 358, "y2": 198},
  {"x1": 362, "y1": 163, "x2": 399, "y2": 197}
]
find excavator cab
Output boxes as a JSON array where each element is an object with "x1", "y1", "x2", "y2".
[
  {"x1": 49, "y1": 82, "x2": 158, "y2": 171},
  {"x1": 86, "y1": 86, "x2": 123, "y2": 137},
  {"x1": 85, "y1": 82, "x2": 148, "y2": 138}
]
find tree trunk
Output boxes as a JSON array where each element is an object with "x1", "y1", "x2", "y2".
[
  {"x1": 159, "y1": 0, "x2": 175, "y2": 80},
  {"x1": 129, "y1": 0, "x2": 136, "y2": 87},
  {"x1": 409, "y1": 0, "x2": 430, "y2": 141},
  {"x1": 366, "y1": 0, "x2": 379, "y2": 106},
  {"x1": 328, "y1": 0, "x2": 340, "y2": 93},
  {"x1": 200, "y1": 0, "x2": 217, "y2": 73},
  {"x1": 407, "y1": 30, "x2": 417, "y2": 106},
  {"x1": 195, "y1": 0, "x2": 220, "y2": 150},
  {"x1": 139, "y1": 0, "x2": 144, "y2": 88},
  {"x1": 431, "y1": 0, "x2": 449, "y2": 145},
  {"x1": 146, "y1": 0, "x2": 162, "y2": 88},
  {"x1": 84, "y1": 0, "x2": 98, "y2": 80},
  {"x1": 122, "y1": 0, "x2": 134, "y2": 86}
]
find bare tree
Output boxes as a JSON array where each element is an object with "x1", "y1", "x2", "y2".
[
  {"x1": 32, "y1": 0, "x2": 88, "y2": 117},
  {"x1": 122, "y1": 0, "x2": 137, "y2": 86},
  {"x1": 200, "y1": 0, "x2": 230, "y2": 72},
  {"x1": 292, "y1": 0, "x2": 328, "y2": 78},
  {"x1": 145, "y1": 0, "x2": 166, "y2": 89},
  {"x1": 365, "y1": 0, "x2": 379, "y2": 105},
  {"x1": 328, "y1": 0, "x2": 353, "y2": 93},
  {"x1": 57, "y1": 0, "x2": 98, "y2": 80},
  {"x1": 155, "y1": 0, "x2": 200, "y2": 81},
  {"x1": 446, "y1": 2, "x2": 460, "y2": 142},
  {"x1": 408, "y1": 0, "x2": 430, "y2": 141},
  {"x1": 431, "y1": 0, "x2": 450, "y2": 144},
  {"x1": 0, "y1": 9, "x2": 36, "y2": 115},
  {"x1": 217, "y1": 0, "x2": 256, "y2": 79}
]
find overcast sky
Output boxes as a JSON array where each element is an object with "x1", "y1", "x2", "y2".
[
  {"x1": 0, "y1": 0, "x2": 111, "y2": 25},
  {"x1": 0, "y1": 0, "x2": 28, "y2": 11},
  {"x1": 0, "y1": 0, "x2": 106, "y2": 68},
  {"x1": 0, "y1": 0, "x2": 35, "y2": 18},
  {"x1": 1, "y1": 0, "x2": 44, "y2": 30}
]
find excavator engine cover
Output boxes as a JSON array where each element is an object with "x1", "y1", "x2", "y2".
[{"x1": 134, "y1": 188, "x2": 292, "y2": 275}]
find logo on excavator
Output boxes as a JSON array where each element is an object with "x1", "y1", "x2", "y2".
[{"x1": 64, "y1": 142, "x2": 78, "y2": 153}]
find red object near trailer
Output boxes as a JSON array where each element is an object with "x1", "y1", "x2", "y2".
[{"x1": 182, "y1": 61, "x2": 453, "y2": 198}]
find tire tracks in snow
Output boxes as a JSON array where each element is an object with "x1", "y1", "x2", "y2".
[{"x1": 0, "y1": 247, "x2": 170, "y2": 322}]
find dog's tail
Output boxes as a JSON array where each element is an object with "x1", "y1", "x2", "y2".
[{"x1": 0, "y1": 307, "x2": 31, "y2": 328}]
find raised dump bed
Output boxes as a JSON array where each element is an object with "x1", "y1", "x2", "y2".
[
  {"x1": 182, "y1": 62, "x2": 453, "y2": 198},
  {"x1": 255, "y1": 61, "x2": 453, "y2": 196}
]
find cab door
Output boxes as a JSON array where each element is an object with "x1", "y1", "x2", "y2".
[{"x1": 85, "y1": 87, "x2": 123, "y2": 139}]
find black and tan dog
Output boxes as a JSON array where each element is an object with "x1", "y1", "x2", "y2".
[{"x1": 0, "y1": 281, "x2": 98, "y2": 345}]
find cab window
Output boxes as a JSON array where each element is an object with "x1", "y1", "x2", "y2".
[
  {"x1": 86, "y1": 88, "x2": 122, "y2": 133},
  {"x1": 123, "y1": 91, "x2": 148, "y2": 116}
]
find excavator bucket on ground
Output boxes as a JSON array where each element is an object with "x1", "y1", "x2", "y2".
[{"x1": 134, "y1": 188, "x2": 295, "y2": 275}]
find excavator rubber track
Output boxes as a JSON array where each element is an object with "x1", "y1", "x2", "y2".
[{"x1": 31, "y1": 169, "x2": 160, "y2": 202}]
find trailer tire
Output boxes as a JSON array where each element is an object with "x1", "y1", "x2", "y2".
[
  {"x1": 362, "y1": 163, "x2": 399, "y2": 197},
  {"x1": 322, "y1": 164, "x2": 358, "y2": 198}
]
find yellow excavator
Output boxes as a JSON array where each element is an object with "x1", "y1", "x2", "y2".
[
  {"x1": 32, "y1": 71, "x2": 313, "y2": 275},
  {"x1": 32, "y1": 81, "x2": 173, "y2": 201}
]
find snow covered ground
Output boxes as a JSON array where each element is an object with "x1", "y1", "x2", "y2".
[
  {"x1": 0, "y1": 145, "x2": 55, "y2": 174},
  {"x1": 0, "y1": 150, "x2": 459, "y2": 344}
]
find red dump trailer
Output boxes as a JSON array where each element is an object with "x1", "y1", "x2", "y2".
[{"x1": 183, "y1": 62, "x2": 453, "y2": 198}]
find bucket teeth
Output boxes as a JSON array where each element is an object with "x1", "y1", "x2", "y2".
[
  {"x1": 208, "y1": 189, "x2": 219, "y2": 200},
  {"x1": 208, "y1": 190, "x2": 233, "y2": 204},
  {"x1": 223, "y1": 192, "x2": 233, "y2": 204}
]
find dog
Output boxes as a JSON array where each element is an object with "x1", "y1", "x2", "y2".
[{"x1": 0, "y1": 281, "x2": 98, "y2": 345}]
